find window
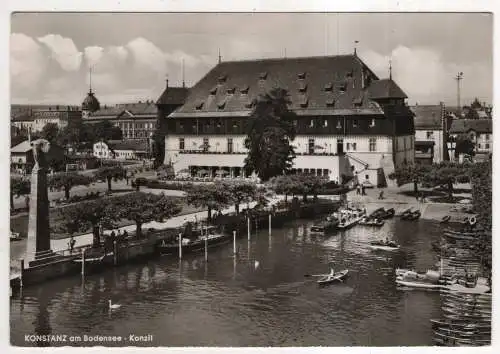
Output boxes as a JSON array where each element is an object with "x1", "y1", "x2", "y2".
[
  {"x1": 297, "y1": 72, "x2": 306, "y2": 80},
  {"x1": 323, "y1": 169, "x2": 329, "y2": 176},
  {"x1": 352, "y1": 120, "x2": 358, "y2": 128},
  {"x1": 179, "y1": 138, "x2": 185, "y2": 150},
  {"x1": 486, "y1": 143, "x2": 490, "y2": 149},
  {"x1": 426, "y1": 131, "x2": 434, "y2": 139},
  {"x1": 336, "y1": 120, "x2": 342, "y2": 129},
  {"x1": 309, "y1": 120, "x2": 314, "y2": 128},
  {"x1": 259, "y1": 72, "x2": 268, "y2": 80},
  {"x1": 369, "y1": 138, "x2": 376, "y2": 152},
  {"x1": 369, "y1": 119, "x2": 375, "y2": 127},
  {"x1": 226, "y1": 87, "x2": 235, "y2": 94},
  {"x1": 203, "y1": 138, "x2": 209, "y2": 152},
  {"x1": 227, "y1": 138, "x2": 233, "y2": 153},
  {"x1": 365, "y1": 174, "x2": 369, "y2": 180},
  {"x1": 323, "y1": 119, "x2": 328, "y2": 127},
  {"x1": 324, "y1": 82, "x2": 333, "y2": 91},
  {"x1": 240, "y1": 85, "x2": 249, "y2": 94},
  {"x1": 485, "y1": 134, "x2": 490, "y2": 141},
  {"x1": 346, "y1": 143, "x2": 351, "y2": 151},
  {"x1": 478, "y1": 143, "x2": 482, "y2": 149},
  {"x1": 308, "y1": 139, "x2": 315, "y2": 154},
  {"x1": 352, "y1": 142, "x2": 357, "y2": 151},
  {"x1": 326, "y1": 97, "x2": 335, "y2": 107}
]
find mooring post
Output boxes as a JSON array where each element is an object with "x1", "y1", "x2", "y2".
[
  {"x1": 204, "y1": 227, "x2": 208, "y2": 262},
  {"x1": 247, "y1": 217, "x2": 250, "y2": 240},
  {"x1": 269, "y1": 213, "x2": 272, "y2": 235},
  {"x1": 113, "y1": 241, "x2": 117, "y2": 266},
  {"x1": 178, "y1": 233, "x2": 182, "y2": 260},
  {"x1": 20, "y1": 259, "x2": 24, "y2": 288},
  {"x1": 233, "y1": 230, "x2": 237, "y2": 255},
  {"x1": 81, "y1": 248, "x2": 85, "y2": 277}
]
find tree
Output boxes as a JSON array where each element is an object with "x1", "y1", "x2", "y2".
[
  {"x1": 454, "y1": 134, "x2": 476, "y2": 158},
  {"x1": 298, "y1": 174, "x2": 328, "y2": 202},
  {"x1": 10, "y1": 177, "x2": 30, "y2": 211},
  {"x1": 220, "y1": 180, "x2": 257, "y2": 215},
  {"x1": 40, "y1": 123, "x2": 60, "y2": 142},
  {"x1": 114, "y1": 192, "x2": 182, "y2": 238},
  {"x1": 244, "y1": 88, "x2": 297, "y2": 181},
  {"x1": 421, "y1": 162, "x2": 469, "y2": 199},
  {"x1": 92, "y1": 121, "x2": 123, "y2": 141},
  {"x1": 186, "y1": 184, "x2": 232, "y2": 221},
  {"x1": 58, "y1": 198, "x2": 120, "y2": 247},
  {"x1": 388, "y1": 163, "x2": 430, "y2": 195},
  {"x1": 94, "y1": 165, "x2": 126, "y2": 192},
  {"x1": 48, "y1": 172, "x2": 93, "y2": 200}
]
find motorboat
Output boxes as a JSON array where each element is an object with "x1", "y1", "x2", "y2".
[
  {"x1": 401, "y1": 210, "x2": 421, "y2": 221},
  {"x1": 359, "y1": 217, "x2": 385, "y2": 227},
  {"x1": 157, "y1": 225, "x2": 230, "y2": 255},
  {"x1": 395, "y1": 269, "x2": 456, "y2": 289},
  {"x1": 317, "y1": 269, "x2": 349, "y2": 286},
  {"x1": 369, "y1": 239, "x2": 400, "y2": 251},
  {"x1": 10, "y1": 231, "x2": 22, "y2": 242},
  {"x1": 398, "y1": 208, "x2": 413, "y2": 218},
  {"x1": 310, "y1": 216, "x2": 339, "y2": 233},
  {"x1": 368, "y1": 207, "x2": 395, "y2": 220},
  {"x1": 336, "y1": 208, "x2": 365, "y2": 230}
]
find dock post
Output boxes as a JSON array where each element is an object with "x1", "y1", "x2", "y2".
[
  {"x1": 81, "y1": 248, "x2": 85, "y2": 277},
  {"x1": 233, "y1": 230, "x2": 237, "y2": 255},
  {"x1": 247, "y1": 217, "x2": 250, "y2": 240},
  {"x1": 20, "y1": 259, "x2": 24, "y2": 288},
  {"x1": 178, "y1": 233, "x2": 182, "y2": 260},
  {"x1": 269, "y1": 213, "x2": 272, "y2": 235},
  {"x1": 113, "y1": 241, "x2": 117, "y2": 266},
  {"x1": 204, "y1": 227, "x2": 208, "y2": 262}
]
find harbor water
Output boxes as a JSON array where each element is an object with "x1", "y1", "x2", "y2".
[{"x1": 11, "y1": 218, "x2": 444, "y2": 347}]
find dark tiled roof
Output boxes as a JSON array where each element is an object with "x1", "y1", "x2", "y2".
[
  {"x1": 156, "y1": 87, "x2": 190, "y2": 105},
  {"x1": 106, "y1": 139, "x2": 149, "y2": 152},
  {"x1": 173, "y1": 55, "x2": 407, "y2": 117},
  {"x1": 90, "y1": 106, "x2": 124, "y2": 117},
  {"x1": 120, "y1": 102, "x2": 158, "y2": 115},
  {"x1": 410, "y1": 105, "x2": 443, "y2": 130},
  {"x1": 449, "y1": 119, "x2": 492, "y2": 134},
  {"x1": 367, "y1": 79, "x2": 407, "y2": 99}
]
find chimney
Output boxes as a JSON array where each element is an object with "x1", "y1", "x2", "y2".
[{"x1": 56, "y1": 105, "x2": 59, "y2": 110}]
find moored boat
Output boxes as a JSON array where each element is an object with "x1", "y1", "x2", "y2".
[
  {"x1": 369, "y1": 239, "x2": 400, "y2": 251},
  {"x1": 310, "y1": 216, "x2": 339, "y2": 233},
  {"x1": 401, "y1": 210, "x2": 421, "y2": 221},
  {"x1": 336, "y1": 208, "x2": 365, "y2": 230},
  {"x1": 157, "y1": 225, "x2": 230, "y2": 255},
  {"x1": 359, "y1": 217, "x2": 385, "y2": 227}
]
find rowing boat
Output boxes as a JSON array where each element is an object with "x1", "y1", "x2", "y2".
[
  {"x1": 317, "y1": 269, "x2": 349, "y2": 286},
  {"x1": 369, "y1": 240, "x2": 400, "y2": 251},
  {"x1": 430, "y1": 319, "x2": 491, "y2": 330}
]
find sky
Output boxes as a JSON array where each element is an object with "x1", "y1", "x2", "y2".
[{"x1": 10, "y1": 12, "x2": 493, "y2": 106}]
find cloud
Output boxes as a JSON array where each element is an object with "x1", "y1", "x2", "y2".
[
  {"x1": 10, "y1": 33, "x2": 47, "y2": 92},
  {"x1": 360, "y1": 46, "x2": 492, "y2": 105},
  {"x1": 37, "y1": 34, "x2": 82, "y2": 71},
  {"x1": 83, "y1": 46, "x2": 104, "y2": 66}
]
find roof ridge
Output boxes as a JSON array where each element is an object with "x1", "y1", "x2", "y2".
[{"x1": 219, "y1": 54, "x2": 356, "y2": 65}]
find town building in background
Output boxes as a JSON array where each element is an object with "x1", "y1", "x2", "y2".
[
  {"x1": 10, "y1": 139, "x2": 66, "y2": 174},
  {"x1": 11, "y1": 105, "x2": 81, "y2": 133},
  {"x1": 448, "y1": 119, "x2": 492, "y2": 162},
  {"x1": 411, "y1": 102, "x2": 453, "y2": 164},
  {"x1": 93, "y1": 139, "x2": 150, "y2": 160},
  {"x1": 163, "y1": 53, "x2": 415, "y2": 186}
]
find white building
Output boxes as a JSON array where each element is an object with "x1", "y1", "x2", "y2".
[
  {"x1": 448, "y1": 119, "x2": 492, "y2": 161},
  {"x1": 163, "y1": 54, "x2": 415, "y2": 186},
  {"x1": 93, "y1": 140, "x2": 150, "y2": 160}
]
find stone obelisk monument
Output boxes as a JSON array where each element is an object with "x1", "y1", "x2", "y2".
[{"x1": 25, "y1": 139, "x2": 58, "y2": 267}]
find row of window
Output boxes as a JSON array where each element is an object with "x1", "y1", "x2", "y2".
[
  {"x1": 120, "y1": 122, "x2": 155, "y2": 130},
  {"x1": 477, "y1": 143, "x2": 491, "y2": 149},
  {"x1": 123, "y1": 131, "x2": 152, "y2": 139},
  {"x1": 178, "y1": 138, "x2": 378, "y2": 153}
]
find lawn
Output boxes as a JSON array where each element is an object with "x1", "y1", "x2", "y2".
[{"x1": 10, "y1": 197, "x2": 204, "y2": 240}]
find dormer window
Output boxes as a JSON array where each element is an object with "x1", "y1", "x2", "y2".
[
  {"x1": 326, "y1": 97, "x2": 335, "y2": 107},
  {"x1": 352, "y1": 119, "x2": 358, "y2": 128},
  {"x1": 298, "y1": 82, "x2": 308, "y2": 92},
  {"x1": 324, "y1": 82, "x2": 333, "y2": 91},
  {"x1": 353, "y1": 97, "x2": 363, "y2": 107},
  {"x1": 218, "y1": 74, "x2": 227, "y2": 83},
  {"x1": 346, "y1": 70, "x2": 353, "y2": 79},
  {"x1": 244, "y1": 100, "x2": 253, "y2": 108},
  {"x1": 226, "y1": 87, "x2": 236, "y2": 94},
  {"x1": 259, "y1": 72, "x2": 268, "y2": 80},
  {"x1": 339, "y1": 82, "x2": 347, "y2": 93},
  {"x1": 299, "y1": 95, "x2": 308, "y2": 108},
  {"x1": 209, "y1": 86, "x2": 217, "y2": 95},
  {"x1": 297, "y1": 72, "x2": 306, "y2": 80},
  {"x1": 240, "y1": 85, "x2": 249, "y2": 94},
  {"x1": 195, "y1": 101, "x2": 204, "y2": 110}
]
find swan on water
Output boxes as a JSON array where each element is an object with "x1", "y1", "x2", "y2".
[{"x1": 108, "y1": 300, "x2": 121, "y2": 310}]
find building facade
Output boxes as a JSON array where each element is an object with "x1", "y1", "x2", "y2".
[
  {"x1": 411, "y1": 103, "x2": 452, "y2": 163},
  {"x1": 11, "y1": 105, "x2": 81, "y2": 132},
  {"x1": 163, "y1": 54, "x2": 415, "y2": 186},
  {"x1": 93, "y1": 140, "x2": 150, "y2": 160},
  {"x1": 448, "y1": 119, "x2": 492, "y2": 161}
]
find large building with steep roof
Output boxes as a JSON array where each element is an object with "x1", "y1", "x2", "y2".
[{"x1": 163, "y1": 54, "x2": 415, "y2": 185}]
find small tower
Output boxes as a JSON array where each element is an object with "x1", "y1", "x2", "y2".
[{"x1": 81, "y1": 66, "x2": 101, "y2": 119}]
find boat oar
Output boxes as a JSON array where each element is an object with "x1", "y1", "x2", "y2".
[{"x1": 304, "y1": 274, "x2": 328, "y2": 278}]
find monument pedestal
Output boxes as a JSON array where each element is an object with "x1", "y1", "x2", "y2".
[{"x1": 25, "y1": 140, "x2": 60, "y2": 268}]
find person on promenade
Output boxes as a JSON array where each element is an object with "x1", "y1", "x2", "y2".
[
  {"x1": 378, "y1": 191, "x2": 384, "y2": 200},
  {"x1": 68, "y1": 236, "x2": 76, "y2": 254}
]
